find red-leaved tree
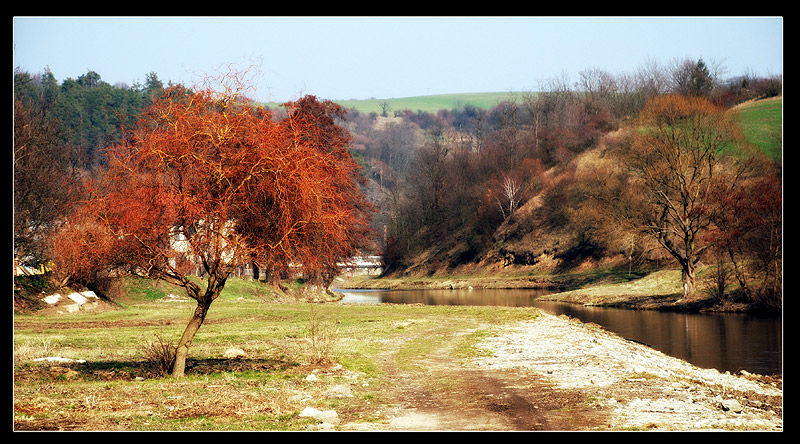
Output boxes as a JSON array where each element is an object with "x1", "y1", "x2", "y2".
[{"x1": 57, "y1": 73, "x2": 372, "y2": 376}]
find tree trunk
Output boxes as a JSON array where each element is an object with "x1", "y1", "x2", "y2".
[
  {"x1": 172, "y1": 296, "x2": 212, "y2": 377},
  {"x1": 171, "y1": 274, "x2": 226, "y2": 377},
  {"x1": 681, "y1": 262, "x2": 696, "y2": 299}
]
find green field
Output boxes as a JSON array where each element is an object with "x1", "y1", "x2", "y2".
[
  {"x1": 336, "y1": 92, "x2": 528, "y2": 115},
  {"x1": 734, "y1": 96, "x2": 783, "y2": 161},
  {"x1": 268, "y1": 91, "x2": 525, "y2": 115}
]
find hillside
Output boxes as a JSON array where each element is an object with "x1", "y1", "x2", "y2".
[
  {"x1": 15, "y1": 64, "x2": 781, "y2": 300},
  {"x1": 733, "y1": 96, "x2": 782, "y2": 161},
  {"x1": 380, "y1": 95, "x2": 782, "y2": 287}
]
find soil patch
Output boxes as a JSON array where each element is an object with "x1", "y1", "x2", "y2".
[{"x1": 342, "y1": 315, "x2": 609, "y2": 431}]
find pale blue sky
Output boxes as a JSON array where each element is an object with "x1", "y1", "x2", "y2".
[{"x1": 13, "y1": 16, "x2": 783, "y2": 103}]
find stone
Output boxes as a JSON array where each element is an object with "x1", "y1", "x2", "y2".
[
  {"x1": 43, "y1": 290, "x2": 100, "y2": 312},
  {"x1": 34, "y1": 356, "x2": 86, "y2": 364},
  {"x1": 325, "y1": 384, "x2": 354, "y2": 399},
  {"x1": 159, "y1": 293, "x2": 189, "y2": 303},
  {"x1": 288, "y1": 393, "x2": 312, "y2": 403},
  {"x1": 316, "y1": 410, "x2": 339, "y2": 425},
  {"x1": 66, "y1": 292, "x2": 88, "y2": 304},
  {"x1": 298, "y1": 407, "x2": 339, "y2": 425},
  {"x1": 43, "y1": 293, "x2": 62, "y2": 304},
  {"x1": 721, "y1": 399, "x2": 743, "y2": 413},
  {"x1": 223, "y1": 347, "x2": 246, "y2": 359},
  {"x1": 299, "y1": 407, "x2": 322, "y2": 417}
]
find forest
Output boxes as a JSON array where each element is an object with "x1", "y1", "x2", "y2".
[{"x1": 14, "y1": 58, "x2": 783, "y2": 314}]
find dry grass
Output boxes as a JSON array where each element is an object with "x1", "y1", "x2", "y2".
[
  {"x1": 306, "y1": 305, "x2": 339, "y2": 365},
  {"x1": 13, "y1": 276, "x2": 538, "y2": 431}
]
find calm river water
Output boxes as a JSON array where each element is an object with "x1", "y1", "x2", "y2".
[{"x1": 335, "y1": 288, "x2": 783, "y2": 376}]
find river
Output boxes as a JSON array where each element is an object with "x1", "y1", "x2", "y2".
[{"x1": 334, "y1": 288, "x2": 783, "y2": 377}]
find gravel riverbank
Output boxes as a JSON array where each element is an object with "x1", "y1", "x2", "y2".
[{"x1": 471, "y1": 311, "x2": 783, "y2": 431}]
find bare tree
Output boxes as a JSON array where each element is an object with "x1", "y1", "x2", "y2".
[
  {"x1": 13, "y1": 97, "x2": 79, "y2": 268},
  {"x1": 410, "y1": 128, "x2": 451, "y2": 223},
  {"x1": 618, "y1": 94, "x2": 746, "y2": 298},
  {"x1": 497, "y1": 173, "x2": 522, "y2": 220},
  {"x1": 670, "y1": 58, "x2": 716, "y2": 98},
  {"x1": 635, "y1": 58, "x2": 671, "y2": 101},
  {"x1": 576, "y1": 67, "x2": 617, "y2": 112}
]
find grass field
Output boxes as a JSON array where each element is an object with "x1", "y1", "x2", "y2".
[
  {"x1": 734, "y1": 96, "x2": 782, "y2": 161},
  {"x1": 336, "y1": 92, "x2": 527, "y2": 115},
  {"x1": 267, "y1": 91, "x2": 525, "y2": 115},
  {"x1": 13, "y1": 276, "x2": 539, "y2": 430}
]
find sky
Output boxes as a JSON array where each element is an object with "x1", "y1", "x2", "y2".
[{"x1": 13, "y1": 16, "x2": 783, "y2": 103}]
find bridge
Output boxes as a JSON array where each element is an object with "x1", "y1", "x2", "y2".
[{"x1": 337, "y1": 255, "x2": 384, "y2": 276}]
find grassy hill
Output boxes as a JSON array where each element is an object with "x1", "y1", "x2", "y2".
[
  {"x1": 377, "y1": 94, "x2": 782, "y2": 282},
  {"x1": 733, "y1": 96, "x2": 782, "y2": 161},
  {"x1": 267, "y1": 92, "x2": 525, "y2": 115},
  {"x1": 335, "y1": 92, "x2": 527, "y2": 115}
]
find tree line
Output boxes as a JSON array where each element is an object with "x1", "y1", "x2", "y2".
[{"x1": 14, "y1": 68, "x2": 171, "y2": 265}]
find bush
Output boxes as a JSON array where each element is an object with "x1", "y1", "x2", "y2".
[{"x1": 139, "y1": 333, "x2": 177, "y2": 376}]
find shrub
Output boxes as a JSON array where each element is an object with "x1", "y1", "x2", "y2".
[{"x1": 139, "y1": 333, "x2": 177, "y2": 376}]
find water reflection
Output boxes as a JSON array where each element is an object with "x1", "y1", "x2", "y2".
[
  {"x1": 335, "y1": 288, "x2": 782, "y2": 376},
  {"x1": 534, "y1": 301, "x2": 782, "y2": 376},
  {"x1": 339, "y1": 288, "x2": 552, "y2": 306}
]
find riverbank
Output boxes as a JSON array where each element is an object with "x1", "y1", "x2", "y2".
[
  {"x1": 340, "y1": 267, "x2": 776, "y2": 314},
  {"x1": 336, "y1": 272, "x2": 783, "y2": 430},
  {"x1": 465, "y1": 311, "x2": 783, "y2": 431}
]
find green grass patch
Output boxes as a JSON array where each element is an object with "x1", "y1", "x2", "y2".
[
  {"x1": 734, "y1": 96, "x2": 782, "y2": 161},
  {"x1": 266, "y1": 91, "x2": 525, "y2": 115}
]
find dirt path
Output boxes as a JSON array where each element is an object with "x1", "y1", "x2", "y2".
[
  {"x1": 344, "y1": 312, "x2": 782, "y2": 431},
  {"x1": 371, "y1": 367, "x2": 606, "y2": 431},
  {"x1": 344, "y1": 319, "x2": 609, "y2": 431}
]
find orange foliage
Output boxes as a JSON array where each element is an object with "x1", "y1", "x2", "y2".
[
  {"x1": 51, "y1": 71, "x2": 373, "y2": 376},
  {"x1": 48, "y1": 211, "x2": 117, "y2": 289},
  {"x1": 66, "y1": 77, "x2": 371, "y2": 290},
  {"x1": 637, "y1": 94, "x2": 741, "y2": 141}
]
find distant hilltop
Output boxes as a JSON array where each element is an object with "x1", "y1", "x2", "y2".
[{"x1": 265, "y1": 92, "x2": 525, "y2": 115}]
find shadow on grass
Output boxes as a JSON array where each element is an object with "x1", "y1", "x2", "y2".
[{"x1": 15, "y1": 357, "x2": 300, "y2": 382}]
